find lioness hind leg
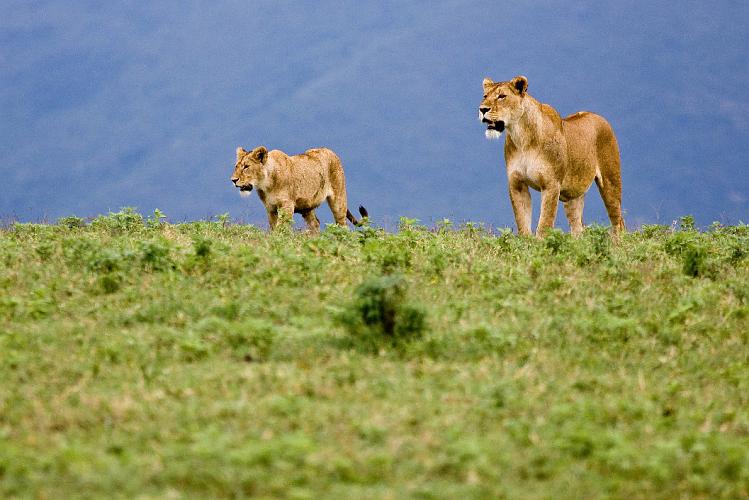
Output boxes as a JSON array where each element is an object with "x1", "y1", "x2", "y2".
[
  {"x1": 536, "y1": 184, "x2": 561, "y2": 237},
  {"x1": 595, "y1": 128, "x2": 625, "y2": 234},
  {"x1": 563, "y1": 196, "x2": 585, "y2": 237},
  {"x1": 595, "y1": 174, "x2": 625, "y2": 235}
]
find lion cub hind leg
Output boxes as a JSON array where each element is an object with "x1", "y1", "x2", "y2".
[
  {"x1": 563, "y1": 196, "x2": 585, "y2": 237},
  {"x1": 326, "y1": 194, "x2": 349, "y2": 227},
  {"x1": 301, "y1": 209, "x2": 321, "y2": 233}
]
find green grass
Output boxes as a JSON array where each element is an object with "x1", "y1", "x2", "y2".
[{"x1": 1, "y1": 210, "x2": 748, "y2": 498}]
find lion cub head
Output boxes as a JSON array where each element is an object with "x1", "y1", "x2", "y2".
[
  {"x1": 231, "y1": 146, "x2": 268, "y2": 197},
  {"x1": 479, "y1": 75, "x2": 528, "y2": 140}
]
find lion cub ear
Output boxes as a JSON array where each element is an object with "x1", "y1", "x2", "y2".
[
  {"x1": 252, "y1": 146, "x2": 268, "y2": 164},
  {"x1": 236, "y1": 147, "x2": 247, "y2": 161},
  {"x1": 511, "y1": 75, "x2": 528, "y2": 96},
  {"x1": 482, "y1": 77, "x2": 495, "y2": 92}
]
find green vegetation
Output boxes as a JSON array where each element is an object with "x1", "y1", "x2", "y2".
[{"x1": 1, "y1": 210, "x2": 748, "y2": 498}]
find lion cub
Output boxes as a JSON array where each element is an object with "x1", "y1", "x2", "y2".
[
  {"x1": 231, "y1": 146, "x2": 367, "y2": 232},
  {"x1": 479, "y1": 75, "x2": 624, "y2": 236}
]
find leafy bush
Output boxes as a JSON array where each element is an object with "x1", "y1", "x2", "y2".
[
  {"x1": 90, "y1": 207, "x2": 144, "y2": 234},
  {"x1": 543, "y1": 228, "x2": 571, "y2": 255},
  {"x1": 57, "y1": 216, "x2": 86, "y2": 229},
  {"x1": 682, "y1": 243, "x2": 708, "y2": 278},
  {"x1": 337, "y1": 274, "x2": 426, "y2": 350},
  {"x1": 146, "y1": 209, "x2": 167, "y2": 229},
  {"x1": 138, "y1": 239, "x2": 175, "y2": 272}
]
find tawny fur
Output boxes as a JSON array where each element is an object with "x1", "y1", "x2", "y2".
[
  {"x1": 231, "y1": 146, "x2": 366, "y2": 232},
  {"x1": 480, "y1": 76, "x2": 625, "y2": 237}
]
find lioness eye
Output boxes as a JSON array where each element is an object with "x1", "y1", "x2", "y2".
[{"x1": 498, "y1": 94, "x2": 506, "y2": 99}]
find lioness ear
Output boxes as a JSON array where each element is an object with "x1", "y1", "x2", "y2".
[
  {"x1": 482, "y1": 77, "x2": 495, "y2": 93},
  {"x1": 252, "y1": 146, "x2": 268, "y2": 164},
  {"x1": 236, "y1": 147, "x2": 247, "y2": 161},
  {"x1": 511, "y1": 75, "x2": 528, "y2": 96}
]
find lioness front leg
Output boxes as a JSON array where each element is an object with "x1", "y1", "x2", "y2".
[
  {"x1": 508, "y1": 177, "x2": 532, "y2": 236},
  {"x1": 536, "y1": 184, "x2": 561, "y2": 237}
]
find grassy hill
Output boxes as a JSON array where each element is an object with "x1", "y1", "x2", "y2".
[{"x1": 1, "y1": 210, "x2": 748, "y2": 498}]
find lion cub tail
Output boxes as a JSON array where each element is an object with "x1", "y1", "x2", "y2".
[{"x1": 346, "y1": 206, "x2": 369, "y2": 227}]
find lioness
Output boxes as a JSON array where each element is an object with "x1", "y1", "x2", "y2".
[
  {"x1": 231, "y1": 146, "x2": 367, "y2": 232},
  {"x1": 479, "y1": 76, "x2": 624, "y2": 236}
]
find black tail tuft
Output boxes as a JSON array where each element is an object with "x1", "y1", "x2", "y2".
[{"x1": 347, "y1": 205, "x2": 369, "y2": 227}]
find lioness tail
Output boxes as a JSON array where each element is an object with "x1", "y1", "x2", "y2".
[{"x1": 346, "y1": 206, "x2": 369, "y2": 227}]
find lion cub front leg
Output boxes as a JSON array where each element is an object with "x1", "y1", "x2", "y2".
[
  {"x1": 536, "y1": 184, "x2": 561, "y2": 237},
  {"x1": 266, "y1": 207, "x2": 278, "y2": 230},
  {"x1": 508, "y1": 177, "x2": 532, "y2": 236},
  {"x1": 275, "y1": 201, "x2": 295, "y2": 230}
]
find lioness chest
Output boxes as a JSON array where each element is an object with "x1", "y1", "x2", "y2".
[{"x1": 505, "y1": 150, "x2": 550, "y2": 192}]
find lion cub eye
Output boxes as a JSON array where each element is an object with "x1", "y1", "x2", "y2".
[{"x1": 497, "y1": 94, "x2": 506, "y2": 100}]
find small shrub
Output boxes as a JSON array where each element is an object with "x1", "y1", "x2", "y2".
[
  {"x1": 139, "y1": 240, "x2": 175, "y2": 272},
  {"x1": 678, "y1": 215, "x2": 697, "y2": 232},
  {"x1": 57, "y1": 216, "x2": 86, "y2": 229},
  {"x1": 90, "y1": 207, "x2": 144, "y2": 234},
  {"x1": 543, "y1": 228, "x2": 570, "y2": 255},
  {"x1": 97, "y1": 273, "x2": 123, "y2": 294},
  {"x1": 641, "y1": 224, "x2": 669, "y2": 238},
  {"x1": 682, "y1": 243, "x2": 708, "y2": 278},
  {"x1": 363, "y1": 237, "x2": 413, "y2": 274},
  {"x1": 34, "y1": 241, "x2": 55, "y2": 261},
  {"x1": 227, "y1": 319, "x2": 276, "y2": 362},
  {"x1": 192, "y1": 316, "x2": 276, "y2": 362},
  {"x1": 728, "y1": 239, "x2": 747, "y2": 265},
  {"x1": 436, "y1": 218, "x2": 453, "y2": 232},
  {"x1": 88, "y1": 248, "x2": 127, "y2": 273},
  {"x1": 216, "y1": 212, "x2": 231, "y2": 228},
  {"x1": 398, "y1": 216, "x2": 424, "y2": 232},
  {"x1": 575, "y1": 225, "x2": 611, "y2": 265},
  {"x1": 586, "y1": 225, "x2": 611, "y2": 259},
  {"x1": 146, "y1": 209, "x2": 167, "y2": 229},
  {"x1": 193, "y1": 236, "x2": 213, "y2": 258},
  {"x1": 336, "y1": 274, "x2": 426, "y2": 350},
  {"x1": 664, "y1": 231, "x2": 698, "y2": 257}
]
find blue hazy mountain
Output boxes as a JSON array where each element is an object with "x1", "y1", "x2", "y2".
[{"x1": 2, "y1": 1, "x2": 748, "y2": 228}]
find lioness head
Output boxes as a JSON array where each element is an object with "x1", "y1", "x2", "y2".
[
  {"x1": 479, "y1": 75, "x2": 528, "y2": 139},
  {"x1": 231, "y1": 146, "x2": 268, "y2": 197}
]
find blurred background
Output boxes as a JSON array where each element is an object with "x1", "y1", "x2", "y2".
[{"x1": 2, "y1": 0, "x2": 748, "y2": 228}]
